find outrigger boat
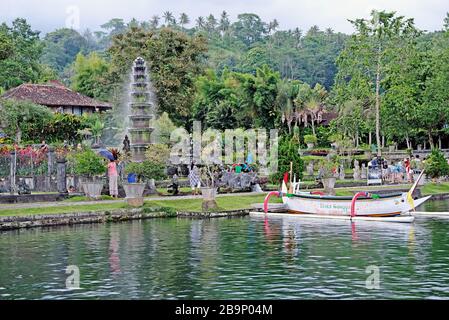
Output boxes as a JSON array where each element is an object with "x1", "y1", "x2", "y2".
[{"x1": 262, "y1": 170, "x2": 431, "y2": 220}]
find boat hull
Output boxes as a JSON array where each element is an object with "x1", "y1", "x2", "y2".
[{"x1": 283, "y1": 193, "x2": 431, "y2": 217}]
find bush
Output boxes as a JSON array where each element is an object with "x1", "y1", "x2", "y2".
[
  {"x1": 317, "y1": 154, "x2": 340, "y2": 178},
  {"x1": 70, "y1": 149, "x2": 105, "y2": 176},
  {"x1": 425, "y1": 149, "x2": 449, "y2": 180},
  {"x1": 125, "y1": 160, "x2": 167, "y2": 182},
  {"x1": 0, "y1": 99, "x2": 53, "y2": 143},
  {"x1": 145, "y1": 143, "x2": 170, "y2": 165},
  {"x1": 304, "y1": 134, "x2": 317, "y2": 144},
  {"x1": 269, "y1": 135, "x2": 304, "y2": 184}
]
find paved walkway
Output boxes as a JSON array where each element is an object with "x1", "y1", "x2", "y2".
[{"x1": 0, "y1": 191, "x2": 265, "y2": 210}]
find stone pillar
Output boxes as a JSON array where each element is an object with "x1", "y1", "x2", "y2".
[
  {"x1": 57, "y1": 158, "x2": 67, "y2": 194},
  {"x1": 46, "y1": 146, "x2": 55, "y2": 192},
  {"x1": 9, "y1": 150, "x2": 16, "y2": 195}
]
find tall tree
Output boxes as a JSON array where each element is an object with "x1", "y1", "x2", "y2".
[
  {"x1": 196, "y1": 16, "x2": 205, "y2": 30},
  {"x1": 219, "y1": 11, "x2": 231, "y2": 36},
  {"x1": 0, "y1": 18, "x2": 45, "y2": 89},
  {"x1": 334, "y1": 10, "x2": 420, "y2": 156},
  {"x1": 268, "y1": 19, "x2": 279, "y2": 34},
  {"x1": 179, "y1": 13, "x2": 190, "y2": 31},
  {"x1": 206, "y1": 14, "x2": 218, "y2": 34},
  {"x1": 162, "y1": 11, "x2": 175, "y2": 26},
  {"x1": 150, "y1": 15, "x2": 160, "y2": 29},
  {"x1": 232, "y1": 13, "x2": 267, "y2": 47},
  {"x1": 71, "y1": 52, "x2": 111, "y2": 100},
  {"x1": 41, "y1": 28, "x2": 88, "y2": 73}
]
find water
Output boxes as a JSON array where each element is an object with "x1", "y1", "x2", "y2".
[{"x1": 1, "y1": 200, "x2": 449, "y2": 300}]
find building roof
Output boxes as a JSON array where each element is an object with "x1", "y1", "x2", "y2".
[
  {"x1": 319, "y1": 111, "x2": 338, "y2": 125},
  {"x1": 1, "y1": 82, "x2": 111, "y2": 109}
]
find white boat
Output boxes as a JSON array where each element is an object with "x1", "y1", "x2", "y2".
[
  {"x1": 263, "y1": 170, "x2": 430, "y2": 218},
  {"x1": 276, "y1": 191, "x2": 430, "y2": 217}
]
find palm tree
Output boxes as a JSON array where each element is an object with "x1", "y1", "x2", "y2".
[
  {"x1": 179, "y1": 13, "x2": 190, "y2": 31},
  {"x1": 196, "y1": 16, "x2": 205, "y2": 30},
  {"x1": 325, "y1": 27, "x2": 334, "y2": 35},
  {"x1": 293, "y1": 27, "x2": 302, "y2": 47},
  {"x1": 162, "y1": 11, "x2": 174, "y2": 26},
  {"x1": 150, "y1": 15, "x2": 160, "y2": 29},
  {"x1": 294, "y1": 83, "x2": 327, "y2": 136},
  {"x1": 206, "y1": 14, "x2": 217, "y2": 33},
  {"x1": 219, "y1": 11, "x2": 230, "y2": 34},
  {"x1": 337, "y1": 98, "x2": 370, "y2": 148},
  {"x1": 90, "y1": 120, "x2": 105, "y2": 145},
  {"x1": 276, "y1": 79, "x2": 298, "y2": 134},
  {"x1": 268, "y1": 19, "x2": 279, "y2": 34}
]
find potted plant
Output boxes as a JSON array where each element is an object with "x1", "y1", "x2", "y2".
[
  {"x1": 304, "y1": 134, "x2": 317, "y2": 149},
  {"x1": 124, "y1": 160, "x2": 166, "y2": 206},
  {"x1": 71, "y1": 149, "x2": 105, "y2": 199},
  {"x1": 200, "y1": 164, "x2": 219, "y2": 211},
  {"x1": 318, "y1": 155, "x2": 339, "y2": 195}
]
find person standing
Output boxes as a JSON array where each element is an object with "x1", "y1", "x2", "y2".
[
  {"x1": 405, "y1": 158, "x2": 413, "y2": 183},
  {"x1": 188, "y1": 164, "x2": 201, "y2": 195},
  {"x1": 108, "y1": 159, "x2": 119, "y2": 198}
]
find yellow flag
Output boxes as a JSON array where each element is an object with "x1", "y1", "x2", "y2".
[{"x1": 407, "y1": 192, "x2": 415, "y2": 211}]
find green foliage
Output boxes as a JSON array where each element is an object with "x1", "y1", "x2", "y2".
[
  {"x1": 0, "y1": 30, "x2": 13, "y2": 61},
  {"x1": 270, "y1": 134, "x2": 304, "y2": 183},
  {"x1": 153, "y1": 112, "x2": 177, "y2": 144},
  {"x1": 0, "y1": 99, "x2": 53, "y2": 143},
  {"x1": 41, "y1": 28, "x2": 89, "y2": 73},
  {"x1": 332, "y1": 10, "x2": 436, "y2": 150},
  {"x1": 304, "y1": 134, "x2": 317, "y2": 144},
  {"x1": 0, "y1": 18, "x2": 45, "y2": 89},
  {"x1": 425, "y1": 149, "x2": 449, "y2": 179},
  {"x1": 71, "y1": 52, "x2": 111, "y2": 100},
  {"x1": 45, "y1": 113, "x2": 89, "y2": 143},
  {"x1": 145, "y1": 143, "x2": 170, "y2": 165},
  {"x1": 108, "y1": 27, "x2": 208, "y2": 126},
  {"x1": 71, "y1": 149, "x2": 106, "y2": 176},
  {"x1": 125, "y1": 160, "x2": 166, "y2": 181}
]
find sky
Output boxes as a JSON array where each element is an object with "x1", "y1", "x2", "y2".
[{"x1": 1, "y1": 0, "x2": 448, "y2": 35}]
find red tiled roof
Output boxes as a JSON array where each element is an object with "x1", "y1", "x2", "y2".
[{"x1": 1, "y1": 82, "x2": 111, "y2": 109}]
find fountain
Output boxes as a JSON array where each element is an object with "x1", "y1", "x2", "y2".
[{"x1": 128, "y1": 57, "x2": 154, "y2": 162}]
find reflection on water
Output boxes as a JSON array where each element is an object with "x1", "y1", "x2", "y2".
[{"x1": 0, "y1": 199, "x2": 449, "y2": 299}]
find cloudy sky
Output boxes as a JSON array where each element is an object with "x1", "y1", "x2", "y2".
[{"x1": 2, "y1": 0, "x2": 448, "y2": 35}]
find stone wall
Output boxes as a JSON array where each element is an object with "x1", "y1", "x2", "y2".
[{"x1": 0, "y1": 208, "x2": 250, "y2": 231}]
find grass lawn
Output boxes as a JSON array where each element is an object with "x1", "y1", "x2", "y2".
[
  {"x1": 0, "y1": 194, "x2": 278, "y2": 217},
  {"x1": 421, "y1": 182, "x2": 449, "y2": 195}
]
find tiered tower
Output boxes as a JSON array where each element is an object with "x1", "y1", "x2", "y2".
[{"x1": 128, "y1": 57, "x2": 154, "y2": 162}]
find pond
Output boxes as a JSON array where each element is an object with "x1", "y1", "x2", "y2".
[{"x1": 0, "y1": 199, "x2": 449, "y2": 299}]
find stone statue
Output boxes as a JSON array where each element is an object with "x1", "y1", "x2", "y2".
[
  {"x1": 353, "y1": 160, "x2": 361, "y2": 180},
  {"x1": 306, "y1": 162, "x2": 314, "y2": 176},
  {"x1": 18, "y1": 179, "x2": 31, "y2": 195},
  {"x1": 122, "y1": 135, "x2": 131, "y2": 154},
  {"x1": 361, "y1": 163, "x2": 367, "y2": 179},
  {"x1": 339, "y1": 164, "x2": 345, "y2": 180}
]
